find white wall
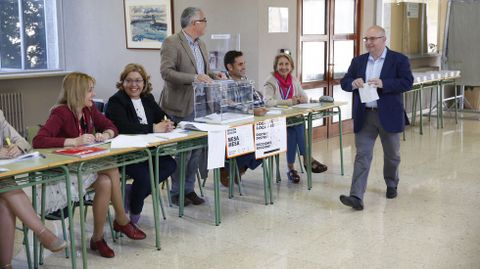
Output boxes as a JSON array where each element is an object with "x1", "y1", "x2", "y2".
[{"x1": 62, "y1": 0, "x2": 164, "y2": 100}]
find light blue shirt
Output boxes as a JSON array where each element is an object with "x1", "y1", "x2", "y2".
[
  {"x1": 182, "y1": 30, "x2": 205, "y2": 75},
  {"x1": 365, "y1": 47, "x2": 387, "y2": 108}
]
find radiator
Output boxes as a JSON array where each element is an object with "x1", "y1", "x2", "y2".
[{"x1": 0, "y1": 92, "x2": 25, "y2": 135}]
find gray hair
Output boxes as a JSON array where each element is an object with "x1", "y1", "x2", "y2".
[{"x1": 180, "y1": 7, "x2": 201, "y2": 28}]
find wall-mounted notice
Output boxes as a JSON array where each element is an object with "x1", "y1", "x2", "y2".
[
  {"x1": 226, "y1": 124, "x2": 255, "y2": 158},
  {"x1": 254, "y1": 117, "x2": 287, "y2": 159}
]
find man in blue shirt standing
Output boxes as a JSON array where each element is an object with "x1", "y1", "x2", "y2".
[{"x1": 339, "y1": 25, "x2": 413, "y2": 210}]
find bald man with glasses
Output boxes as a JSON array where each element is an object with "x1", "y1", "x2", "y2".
[{"x1": 339, "y1": 25, "x2": 413, "y2": 210}]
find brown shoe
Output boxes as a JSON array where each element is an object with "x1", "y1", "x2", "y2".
[{"x1": 185, "y1": 191, "x2": 205, "y2": 205}]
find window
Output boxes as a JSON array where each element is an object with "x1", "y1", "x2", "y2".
[{"x1": 0, "y1": 0, "x2": 60, "y2": 73}]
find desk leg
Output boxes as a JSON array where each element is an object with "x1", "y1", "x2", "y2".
[
  {"x1": 454, "y1": 83, "x2": 458, "y2": 124},
  {"x1": 148, "y1": 150, "x2": 161, "y2": 250},
  {"x1": 440, "y1": 82, "x2": 444, "y2": 128},
  {"x1": 338, "y1": 107, "x2": 344, "y2": 176},
  {"x1": 268, "y1": 157, "x2": 274, "y2": 204},
  {"x1": 178, "y1": 152, "x2": 186, "y2": 217},
  {"x1": 31, "y1": 181, "x2": 39, "y2": 268},
  {"x1": 154, "y1": 152, "x2": 166, "y2": 220},
  {"x1": 262, "y1": 158, "x2": 269, "y2": 205},
  {"x1": 436, "y1": 82, "x2": 441, "y2": 129},
  {"x1": 77, "y1": 164, "x2": 88, "y2": 269},
  {"x1": 306, "y1": 113, "x2": 313, "y2": 190},
  {"x1": 60, "y1": 167, "x2": 77, "y2": 269},
  {"x1": 419, "y1": 87, "x2": 423, "y2": 135},
  {"x1": 412, "y1": 90, "x2": 417, "y2": 125},
  {"x1": 213, "y1": 168, "x2": 221, "y2": 226}
]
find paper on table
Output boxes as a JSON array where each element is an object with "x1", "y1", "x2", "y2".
[
  {"x1": 292, "y1": 103, "x2": 320, "y2": 109},
  {"x1": 207, "y1": 129, "x2": 226, "y2": 169},
  {"x1": 154, "y1": 129, "x2": 188, "y2": 140},
  {"x1": 266, "y1": 109, "x2": 282, "y2": 115},
  {"x1": 359, "y1": 84, "x2": 379, "y2": 103},
  {"x1": 110, "y1": 135, "x2": 149, "y2": 148},
  {"x1": 178, "y1": 121, "x2": 229, "y2": 132},
  {"x1": 0, "y1": 151, "x2": 42, "y2": 165}
]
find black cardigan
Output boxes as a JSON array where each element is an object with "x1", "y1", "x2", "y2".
[{"x1": 106, "y1": 90, "x2": 170, "y2": 134}]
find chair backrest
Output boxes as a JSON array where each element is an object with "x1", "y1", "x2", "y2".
[
  {"x1": 26, "y1": 125, "x2": 41, "y2": 145},
  {"x1": 93, "y1": 98, "x2": 105, "y2": 114}
]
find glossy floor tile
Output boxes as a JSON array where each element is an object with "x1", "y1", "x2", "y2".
[{"x1": 11, "y1": 117, "x2": 480, "y2": 268}]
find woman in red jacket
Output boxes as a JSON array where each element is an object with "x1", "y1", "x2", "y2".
[{"x1": 33, "y1": 72, "x2": 145, "y2": 258}]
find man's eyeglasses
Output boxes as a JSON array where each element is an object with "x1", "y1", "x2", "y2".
[
  {"x1": 124, "y1": 79, "x2": 144, "y2": 85},
  {"x1": 362, "y1": 36, "x2": 384, "y2": 42},
  {"x1": 194, "y1": 18, "x2": 207, "y2": 24}
]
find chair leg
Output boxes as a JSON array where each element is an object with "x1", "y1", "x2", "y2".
[
  {"x1": 107, "y1": 207, "x2": 116, "y2": 241},
  {"x1": 275, "y1": 155, "x2": 281, "y2": 183},
  {"x1": 196, "y1": 170, "x2": 204, "y2": 197},
  {"x1": 165, "y1": 178, "x2": 172, "y2": 207},
  {"x1": 22, "y1": 224, "x2": 33, "y2": 269},
  {"x1": 157, "y1": 185, "x2": 167, "y2": 220},
  {"x1": 297, "y1": 145, "x2": 304, "y2": 173}
]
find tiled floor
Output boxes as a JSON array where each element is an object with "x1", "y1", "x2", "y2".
[{"x1": 12, "y1": 116, "x2": 480, "y2": 268}]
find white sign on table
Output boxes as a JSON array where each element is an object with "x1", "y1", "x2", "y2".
[
  {"x1": 226, "y1": 124, "x2": 255, "y2": 158},
  {"x1": 254, "y1": 117, "x2": 287, "y2": 159}
]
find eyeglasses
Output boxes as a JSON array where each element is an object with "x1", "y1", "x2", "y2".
[
  {"x1": 362, "y1": 36, "x2": 384, "y2": 42},
  {"x1": 194, "y1": 18, "x2": 207, "y2": 24},
  {"x1": 124, "y1": 79, "x2": 144, "y2": 85}
]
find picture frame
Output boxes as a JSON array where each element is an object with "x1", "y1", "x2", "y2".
[{"x1": 123, "y1": 0, "x2": 173, "y2": 49}]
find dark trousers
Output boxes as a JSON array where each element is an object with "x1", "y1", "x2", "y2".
[
  {"x1": 126, "y1": 156, "x2": 176, "y2": 214},
  {"x1": 234, "y1": 153, "x2": 262, "y2": 171}
]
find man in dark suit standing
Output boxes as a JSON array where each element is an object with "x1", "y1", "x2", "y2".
[
  {"x1": 339, "y1": 25, "x2": 413, "y2": 210},
  {"x1": 160, "y1": 7, "x2": 225, "y2": 206}
]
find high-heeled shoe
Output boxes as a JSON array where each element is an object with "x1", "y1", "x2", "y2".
[
  {"x1": 113, "y1": 220, "x2": 146, "y2": 240},
  {"x1": 36, "y1": 228, "x2": 67, "y2": 253}
]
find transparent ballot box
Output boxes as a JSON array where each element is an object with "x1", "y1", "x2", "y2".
[{"x1": 193, "y1": 80, "x2": 255, "y2": 124}]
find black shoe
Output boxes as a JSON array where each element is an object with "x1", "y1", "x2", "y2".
[
  {"x1": 386, "y1": 187, "x2": 397, "y2": 199},
  {"x1": 171, "y1": 194, "x2": 191, "y2": 207},
  {"x1": 339, "y1": 195, "x2": 364, "y2": 210},
  {"x1": 185, "y1": 191, "x2": 205, "y2": 205}
]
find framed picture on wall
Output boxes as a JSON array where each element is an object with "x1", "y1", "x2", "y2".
[{"x1": 123, "y1": 0, "x2": 173, "y2": 49}]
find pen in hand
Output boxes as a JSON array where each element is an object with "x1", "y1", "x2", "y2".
[{"x1": 5, "y1": 137, "x2": 11, "y2": 146}]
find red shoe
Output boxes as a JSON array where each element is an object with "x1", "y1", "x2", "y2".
[
  {"x1": 90, "y1": 238, "x2": 115, "y2": 258},
  {"x1": 113, "y1": 220, "x2": 146, "y2": 240}
]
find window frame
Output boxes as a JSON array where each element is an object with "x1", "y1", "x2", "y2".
[{"x1": 0, "y1": 0, "x2": 65, "y2": 75}]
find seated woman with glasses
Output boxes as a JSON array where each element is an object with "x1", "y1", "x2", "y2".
[
  {"x1": 106, "y1": 63, "x2": 176, "y2": 222},
  {"x1": 33, "y1": 72, "x2": 146, "y2": 258},
  {"x1": 263, "y1": 53, "x2": 328, "y2": 183},
  {"x1": 0, "y1": 110, "x2": 67, "y2": 269}
]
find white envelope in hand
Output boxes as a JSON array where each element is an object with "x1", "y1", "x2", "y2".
[{"x1": 359, "y1": 83, "x2": 379, "y2": 103}]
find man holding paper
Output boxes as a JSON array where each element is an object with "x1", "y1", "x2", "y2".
[{"x1": 339, "y1": 25, "x2": 413, "y2": 210}]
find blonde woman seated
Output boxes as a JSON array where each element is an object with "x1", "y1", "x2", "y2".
[
  {"x1": 263, "y1": 53, "x2": 328, "y2": 183},
  {"x1": 32, "y1": 72, "x2": 146, "y2": 258},
  {"x1": 0, "y1": 109, "x2": 66, "y2": 269}
]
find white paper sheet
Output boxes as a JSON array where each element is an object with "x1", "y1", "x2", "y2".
[
  {"x1": 178, "y1": 121, "x2": 228, "y2": 132},
  {"x1": 292, "y1": 103, "x2": 320, "y2": 109},
  {"x1": 207, "y1": 130, "x2": 226, "y2": 169},
  {"x1": 0, "y1": 151, "x2": 42, "y2": 165},
  {"x1": 153, "y1": 130, "x2": 188, "y2": 140},
  {"x1": 110, "y1": 135, "x2": 149, "y2": 148},
  {"x1": 266, "y1": 108, "x2": 282, "y2": 115},
  {"x1": 359, "y1": 84, "x2": 379, "y2": 103}
]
